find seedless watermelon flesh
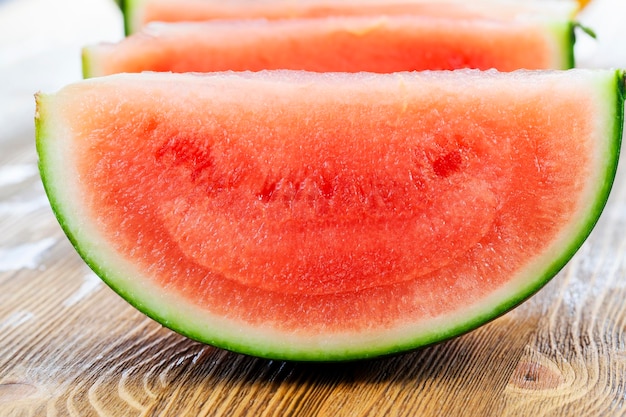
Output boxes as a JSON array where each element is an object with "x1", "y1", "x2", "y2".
[
  {"x1": 82, "y1": 14, "x2": 575, "y2": 78},
  {"x1": 36, "y1": 69, "x2": 623, "y2": 361},
  {"x1": 122, "y1": 0, "x2": 579, "y2": 34}
]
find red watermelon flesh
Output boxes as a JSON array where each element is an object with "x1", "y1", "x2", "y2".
[
  {"x1": 122, "y1": 0, "x2": 579, "y2": 34},
  {"x1": 83, "y1": 14, "x2": 575, "y2": 78},
  {"x1": 36, "y1": 69, "x2": 624, "y2": 360}
]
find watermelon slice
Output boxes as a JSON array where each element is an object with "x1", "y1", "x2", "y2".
[
  {"x1": 83, "y1": 14, "x2": 576, "y2": 78},
  {"x1": 122, "y1": 0, "x2": 580, "y2": 35},
  {"x1": 36, "y1": 69, "x2": 624, "y2": 361}
]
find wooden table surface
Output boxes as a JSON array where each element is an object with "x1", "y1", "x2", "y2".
[{"x1": 2, "y1": 0, "x2": 626, "y2": 416}]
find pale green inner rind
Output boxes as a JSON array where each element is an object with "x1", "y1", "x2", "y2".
[
  {"x1": 122, "y1": 0, "x2": 146, "y2": 35},
  {"x1": 36, "y1": 70, "x2": 625, "y2": 361},
  {"x1": 81, "y1": 48, "x2": 97, "y2": 79},
  {"x1": 559, "y1": 20, "x2": 576, "y2": 69}
]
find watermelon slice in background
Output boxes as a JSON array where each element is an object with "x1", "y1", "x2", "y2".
[
  {"x1": 35, "y1": 69, "x2": 624, "y2": 361},
  {"x1": 120, "y1": 0, "x2": 580, "y2": 35},
  {"x1": 82, "y1": 13, "x2": 576, "y2": 78}
]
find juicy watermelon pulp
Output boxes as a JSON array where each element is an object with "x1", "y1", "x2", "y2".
[
  {"x1": 82, "y1": 14, "x2": 575, "y2": 78},
  {"x1": 36, "y1": 69, "x2": 624, "y2": 361},
  {"x1": 121, "y1": 0, "x2": 580, "y2": 35},
  {"x1": 100, "y1": 0, "x2": 578, "y2": 78}
]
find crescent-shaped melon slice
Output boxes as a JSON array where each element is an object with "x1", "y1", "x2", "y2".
[{"x1": 36, "y1": 69, "x2": 623, "y2": 360}]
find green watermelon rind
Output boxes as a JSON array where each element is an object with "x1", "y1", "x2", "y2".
[
  {"x1": 561, "y1": 20, "x2": 577, "y2": 69},
  {"x1": 36, "y1": 70, "x2": 624, "y2": 361}
]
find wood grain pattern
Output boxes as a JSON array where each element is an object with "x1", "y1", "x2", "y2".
[{"x1": 2, "y1": 118, "x2": 626, "y2": 417}]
